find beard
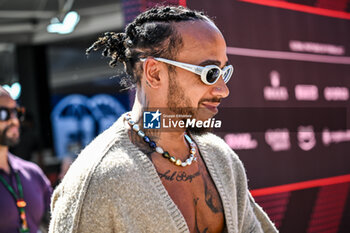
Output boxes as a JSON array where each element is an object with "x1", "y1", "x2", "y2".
[
  {"x1": 166, "y1": 72, "x2": 218, "y2": 135},
  {"x1": 0, "y1": 125, "x2": 20, "y2": 147},
  {"x1": 167, "y1": 73, "x2": 196, "y2": 116}
]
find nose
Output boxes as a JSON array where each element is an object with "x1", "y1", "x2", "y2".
[
  {"x1": 8, "y1": 113, "x2": 20, "y2": 126},
  {"x1": 211, "y1": 76, "x2": 230, "y2": 99}
]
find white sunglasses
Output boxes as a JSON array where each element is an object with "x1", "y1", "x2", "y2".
[{"x1": 140, "y1": 57, "x2": 234, "y2": 85}]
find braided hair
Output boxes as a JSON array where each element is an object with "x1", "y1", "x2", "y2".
[{"x1": 86, "y1": 5, "x2": 211, "y2": 90}]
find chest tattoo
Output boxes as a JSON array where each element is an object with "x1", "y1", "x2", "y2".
[
  {"x1": 204, "y1": 180, "x2": 224, "y2": 213},
  {"x1": 194, "y1": 197, "x2": 209, "y2": 233},
  {"x1": 158, "y1": 170, "x2": 200, "y2": 183}
]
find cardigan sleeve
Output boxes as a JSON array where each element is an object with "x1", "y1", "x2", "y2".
[
  {"x1": 248, "y1": 192, "x2": 278, "y2": 233},
  {"x1": 49, "y1": 184, "x2": 76, "y2": 233},
  {"x1": 233, "y1": 155, "x2": 278, "y2": 233},
  {"x1": 76, "y1": 178, "x2": 117, "y2": 233},
  {"x1": 49, "y1": 166, "x2": 124, "y2": 233},
  {"x1": 238, "y1": 189, "x2": 278, "y2": 233},
  {"x1": 214, "y1": 136, "x2": 278, "y2": 233}
]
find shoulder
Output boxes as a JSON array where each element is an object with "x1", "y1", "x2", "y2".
[
  {"x1": 85, "y1": 141, "x2": 141, "y2": 189},
  {"x1": 9, "y1": 153, "x2": 52, "y2": 194},
  {"x1": 59, "y1": 116, "x2": 135, "y2": 187},
  {"x1": 50, "y1": 119, "x2": 148, "y2": 232},
  {"x1": 9, "y1": 153, "x2": 46, "y2": 178},
  {"x1": 50, "y1": 117, "x2": 133, "y2": 232},
  {"x1": 52, "y1": 115, "x2": 137, "y2": 205}
]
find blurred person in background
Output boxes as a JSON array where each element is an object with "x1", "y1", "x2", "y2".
[
  {"x1": 49, "y1": 5, "x2": 277, "y2": 233},
  {"x1": 0, "y1": 87, "x2": 52, "y2": 233}
]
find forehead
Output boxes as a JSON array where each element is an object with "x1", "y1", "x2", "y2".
[
  {"x1": 0, "y1": 95, "x2": 16, "y2": 108},
  {"x1": 174, "y1": 20, "x2": 227, "y2": 65}
]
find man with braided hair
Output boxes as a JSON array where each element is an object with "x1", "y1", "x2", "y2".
[{"x1": 49, "y1": 6, "x2": 277, "y2": 233}]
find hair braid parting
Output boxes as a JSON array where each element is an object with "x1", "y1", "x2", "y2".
[{"x1": 86, "y1": 5, "x2": 210, "y2": 89}]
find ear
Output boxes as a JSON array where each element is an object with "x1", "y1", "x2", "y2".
[{"x1": 142, "y1": 58, "x2": 162, "y2": 89}]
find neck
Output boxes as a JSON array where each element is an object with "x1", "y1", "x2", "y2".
[
  {"x1": 0, "y1": 145, "x2": 9, "y2": 174},
  {"x1": 128, "y1": 92, "x2": 189, "y2": 158}
]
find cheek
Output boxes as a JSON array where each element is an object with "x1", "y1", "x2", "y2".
[
  {"x1": 179, "y1": 80, "x2": 201, "y2": 103},
  {"x1": 173, "y1": 70, "x2": 209, "y2": 106},
  {"x1": 188, "y1": 88, "x2": 208, "y2": 108},
  {"x1": 0, "y1": 124, "x2": 6, "y2": 133},
  {"x1": 190, "y1": 73, "x2": 204, "y2": 86},
  {"x1": 187, "y1": 80, "x2": 211, "y2": 105}
]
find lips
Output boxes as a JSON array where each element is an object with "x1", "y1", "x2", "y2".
[
  {"x1": 201, "y1": 102, "x2": 220, "y2": 113},
  {"x1": 6, "y1": 126, "x2": 19, "y2": 136}
]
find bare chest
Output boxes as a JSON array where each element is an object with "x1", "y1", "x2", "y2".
[{"x1": 154, "y1": 159, "x2": 225, "y2": 233}]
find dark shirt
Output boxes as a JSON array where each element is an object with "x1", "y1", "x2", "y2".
[{"x1": 0, "y1": 153, "x2": 52, "y2": 233}]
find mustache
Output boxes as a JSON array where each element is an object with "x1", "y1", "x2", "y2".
[
  {"x1": 199, "y1": 98, "x2": 221, "y2": 104},
  {"x1": 4, "y1": 124, "x2": 18, "y2": 131},
  {"x1": 2, "y1": 124, "x2": 19, "y2": 136}
]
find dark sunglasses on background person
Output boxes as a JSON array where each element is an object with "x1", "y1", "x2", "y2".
[
  {"x1": 140, "y1": 57, "x2": 234, "y2": 85},
  {"x1": 0, "y1": 107, "x2": 25, "y2": 122}
]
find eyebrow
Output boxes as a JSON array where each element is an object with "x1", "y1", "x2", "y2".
[{"x1": 198, "y1": 60, "x2": 230, "y2": 69}]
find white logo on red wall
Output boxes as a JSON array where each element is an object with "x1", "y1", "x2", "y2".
[
  {"x1": 322, "y1": 128, "x2": 350, "y2": 146},
  {"x1": 264, "y1": 71, "x2": 289, "y2": 101},
  {"x1": 295, "y1": 85, "x2": 318, "y2": 101},
  {"x1": 324, "y1": 87, "x2": 349, "y2": 101},
  {"x1": 265, "y1": 128, "x2": 291, "y2": 151},
  {"x1": 289, "y1": 40, "x2": 345, "y2": 56},
  {"x1": 224, "y1": 133, "x2": 258, "y2": 150},
  {"x1": 298, "y1": 126, "x2": 316, "y2": 151}
]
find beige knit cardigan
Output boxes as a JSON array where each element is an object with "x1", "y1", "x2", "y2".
[{"x1": 49, "y1": 114, "x2": 278, "y2": 233}]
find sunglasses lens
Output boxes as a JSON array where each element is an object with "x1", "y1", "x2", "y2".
[
  {"x1": 0, "y1": 107, "x2": 25, "y2": 121},
  {"x1": 0, "y1": 109, "x2": 9, "y2": 121},
  {"x1": 223, "y1": 66, "x2": 233, "y2": 83},
  {"x1": 16, "y1": 108, "x2": 25, "y2": 122},
  {"x1": 206, "y1": 68, "x2": 221, "y2": 84}
]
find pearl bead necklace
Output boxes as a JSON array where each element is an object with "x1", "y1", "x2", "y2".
[{"x1": 125, "y1": 113, "x2": 197, "y2": 167}]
